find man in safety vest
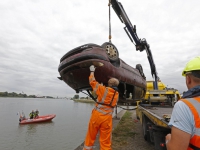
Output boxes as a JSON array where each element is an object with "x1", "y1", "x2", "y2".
[
  {"x1": 166, "y1": 56, "x2": 200, "y2": 150},
  {"x1": 29, "y1": 110, "x2": 35, "y2": 119},
  {"x1": 34, "y1": 109, "x2": 39, "y2": 118},
  {"x1": 83, "y1": 65, "x2": 119, "y2": 150}
]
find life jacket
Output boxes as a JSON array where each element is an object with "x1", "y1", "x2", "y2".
[
  {"x1": 35, "y1": 111, "x2": 39, "y2": 115},
  {"x1": 29, "y1": 112, "x2": 33, "y2": 117},
  {"x1": 181, "y1": 97, "x2": 200, "y2": 150}
]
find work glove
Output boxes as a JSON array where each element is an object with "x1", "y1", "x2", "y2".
[{"x1": 90, "y1": 65, "x2": 96, "y2": 72}]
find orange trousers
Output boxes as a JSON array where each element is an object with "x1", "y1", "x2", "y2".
[{"x1": 83, "y1": 109, "x2": 112, "y2": 150}]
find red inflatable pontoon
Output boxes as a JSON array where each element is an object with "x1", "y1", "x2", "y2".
[{"x1": 19, "y1": 114, "x2": 56, "y2": 124}]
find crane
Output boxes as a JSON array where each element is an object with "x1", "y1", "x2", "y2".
[{"x1": 110, "y1": 0, "x2": 159, "y2": 90}]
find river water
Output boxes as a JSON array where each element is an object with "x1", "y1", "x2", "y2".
[{"x1": 0, "y1": 98, "x2": 97, "y2": 150}]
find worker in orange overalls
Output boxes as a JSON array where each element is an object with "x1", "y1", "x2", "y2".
[
  {"x1": 83, "y1": 65, "x2": 119, "y2": 150},
  {"x1": 166, "y1": 56, "x2": 200, "y2": 150}
]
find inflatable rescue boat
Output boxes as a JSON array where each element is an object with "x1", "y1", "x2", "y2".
[{"x1": 19, "y1": 114, "x2": 56, "y2": 124}]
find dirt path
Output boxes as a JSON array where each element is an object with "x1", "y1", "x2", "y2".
[{"x1": 113, "y1": 110, "x2": 155, "y2": 150}]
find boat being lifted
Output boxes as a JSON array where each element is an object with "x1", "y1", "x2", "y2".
[{"x1": 19, "y1": 114, "x2": 56, "y2": 125}]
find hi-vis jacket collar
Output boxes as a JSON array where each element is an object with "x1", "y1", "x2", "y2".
[{"x1": 182, "y1": 85, "x2": 200, "y2": 98}]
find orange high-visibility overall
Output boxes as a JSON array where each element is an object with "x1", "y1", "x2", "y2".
[
  {"x1": 83, "y1": 74, "x2": 119, "y2": 150},
  {"x1": 181, "y1": 97, "x2": 200, "y2": 150}
]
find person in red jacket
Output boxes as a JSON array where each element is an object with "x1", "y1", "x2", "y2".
[{"x1": 83, "y1": 65, "x2": 119, "y2": 150}]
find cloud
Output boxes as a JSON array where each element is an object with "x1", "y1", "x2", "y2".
[{"x1": 0, "y1": 0, "x2": 200, "y2": 97}]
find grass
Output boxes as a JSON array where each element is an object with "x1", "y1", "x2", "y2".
[{"x1": 112, "y1": 111, "x2": 136, "y2": 149}]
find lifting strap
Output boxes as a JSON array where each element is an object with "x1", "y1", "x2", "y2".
[{"x1": 87, "y1": 90, "x2": 97, "y2": 102}]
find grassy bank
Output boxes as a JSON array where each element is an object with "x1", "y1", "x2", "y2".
[{"x1": 112, "y1": 111, "x2": 136, "y2": 149}]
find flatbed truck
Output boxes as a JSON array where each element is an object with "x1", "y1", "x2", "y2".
[{"x1": 136, "y1": 81, "x2": 181, "y2": 150}]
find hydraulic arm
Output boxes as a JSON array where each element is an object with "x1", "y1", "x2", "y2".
[{"x1": 111, "y1": 0, "x2": 159, "y2": 90}]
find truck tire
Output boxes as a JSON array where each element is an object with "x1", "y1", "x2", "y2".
[{"x1": 142, "y1": 115, "x2": 150, "y2": 142}]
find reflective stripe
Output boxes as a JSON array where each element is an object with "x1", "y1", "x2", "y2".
[
  {"x1": 96, "y1": 104, "x2": 104, "y2": 109},
  {"x1": 93, "y1": 83, "x2": 99, "y2": 93},
  {"x1": 181, "y1": 97, "x2": 200, "y2": 149},
  {"x1": 95, "y1": 107, "x2": 113, "y2": 114},
  {"x1": 103, "y1": 107, "x2": 113, "y2": 110},
  {"x1": 196, "y1": 128, "x2": 200, "y2": 136},
  {"x1": 101, "y1": 88, "x2": 108, "y2": 103},
  {"x1": 182, "y1": 97, "x2": 200, "y2": 127},
  {"x1": 185, "y1": 98, "x2": 200, "y2": 115},
  {"x1": 83, "y1": 145, "x2": 94, "y2": 150},
  {"x1": 89, "y1": 77, "x2": 95, "y2": 83},
  {"x1": 94, "y1": 107, "x2": 113, "y2": 115},
  {"x1": 96, "y1": 104, "x2": 113, "y2": 110}
]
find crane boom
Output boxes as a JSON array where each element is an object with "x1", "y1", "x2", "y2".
[{"x1": 111, "y1": 0, "x2": 159, "y2": 90}]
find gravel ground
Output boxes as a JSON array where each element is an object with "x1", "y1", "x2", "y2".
[{"x1": 117, "y1": 110, "x2": 155, "y2": 150}]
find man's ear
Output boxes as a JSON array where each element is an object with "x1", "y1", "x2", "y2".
[{"x1": 186, "y1": 75, "x2": 192, "y2": 89}]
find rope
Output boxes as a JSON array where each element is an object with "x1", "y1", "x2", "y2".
[{"x1": 108, "y1": 0, "x2": 112, "y2": 42}]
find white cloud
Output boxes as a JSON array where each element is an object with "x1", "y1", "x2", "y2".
[{"x1": 0, "y1": 0, "x2": 200, "y2": 97}]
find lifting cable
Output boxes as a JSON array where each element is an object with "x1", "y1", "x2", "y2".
[{"x1": 108, "y1": 0, "x2": 112, "y2": 42}]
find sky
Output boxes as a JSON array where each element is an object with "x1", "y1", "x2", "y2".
[{"x1": 0, "y1": 0, "x2": 200, "y2": 98}]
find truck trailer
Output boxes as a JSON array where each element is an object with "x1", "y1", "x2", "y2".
[{"x1": 136, "y1": 81, "x2": 181, "y2": 150}]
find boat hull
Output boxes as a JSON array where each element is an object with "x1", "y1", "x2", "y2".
[{"x1": 19, "y1": 114, "x2": 56, "y2": 124}]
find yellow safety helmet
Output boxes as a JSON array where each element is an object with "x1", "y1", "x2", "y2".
[{"x1": 182, "y1": 56, "x2": 200, "y2": 76}]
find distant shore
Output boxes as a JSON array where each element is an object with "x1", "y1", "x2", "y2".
[{"x1": 73, "y1": 99, "x2": 95, "y2": 103}]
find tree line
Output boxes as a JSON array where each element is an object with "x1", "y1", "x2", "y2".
[{"x1": 0, "y1": 91, "x2": 53, "y2": 98}]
